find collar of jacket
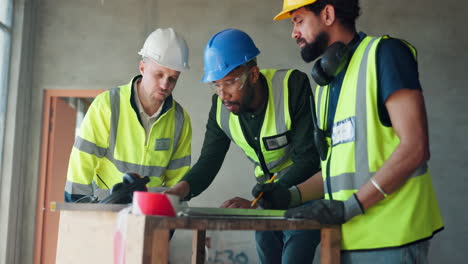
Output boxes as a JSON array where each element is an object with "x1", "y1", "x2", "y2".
[{"x1": 129, "y1": 75, "x2": 174, "y2": 126}]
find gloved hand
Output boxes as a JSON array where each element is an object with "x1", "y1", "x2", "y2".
[
  {"x1": 99, "y1": 173, "x2": 149, "y2": 204},
  {"x1": 284, "y1": 194, "x2": 364, "y2": 225},
  {"x1": 251, "y1": 182, "x2": 302, "y2": 209}
]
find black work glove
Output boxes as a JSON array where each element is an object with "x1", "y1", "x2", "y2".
[
  {"x1": 251, "y1": 182, "x2": 302, "y2": 209},
  {"x1": 99, "y1": 173, "x2": 149, "y2": 204},
  {"x1": 284, "y1": 194, "x2": 364, "y2": 225}
]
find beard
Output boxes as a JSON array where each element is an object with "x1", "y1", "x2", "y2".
[{"x1": 300, "y1": 31, "x2": 330, "y2": 63}]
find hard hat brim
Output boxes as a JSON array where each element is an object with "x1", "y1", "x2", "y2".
[
  {"x1": 273, "y1": 0, "x2": 318, "y2": 21},
  {"x1": 273, "y1": 10, "x2": 293, "y2": 21},
  {"x1": 143, "y1": 56, "x2": 190, "y2": 73},
  {"x1": 201, "y1": 63, "x2": 240, "y2": 83},
  {"x1": 201, "y1": 50, "x2": 260, "y2": 83}
]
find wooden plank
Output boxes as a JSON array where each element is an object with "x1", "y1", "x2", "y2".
[
  {"x1": 191, "y1": 230, "x2": 206, "y2": 264},
  {"x1": 55, "y1": 211, "x2": 118, "y2": 264},
  {"x1": 320, "y1": 227, "x2": 341, "y2": 264},
  {"x1": 53, "y1": 202, "x2": 128, "y2": 212},
  {"x1": 146, "y1": 216, "x2": 321, "y2": 231},
  {"x1": 125, "y1": 214, "x2": 147, "y2": 263}
]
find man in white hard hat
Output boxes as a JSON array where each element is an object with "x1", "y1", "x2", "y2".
[{"x1": 65, "y1": 28, "x2": 192, "y2": 203}]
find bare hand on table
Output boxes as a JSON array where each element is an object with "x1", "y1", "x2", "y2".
[
  {"x1": 164, "y1": 181, "x2": 190, "y2": 200},
  {"x1": 220, "y1": 197, "x2": 258, "y2": 209}
]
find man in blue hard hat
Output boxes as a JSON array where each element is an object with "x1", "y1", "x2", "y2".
[{"x1": 166, "y1": 28, "x2": 321, "y2": 263}]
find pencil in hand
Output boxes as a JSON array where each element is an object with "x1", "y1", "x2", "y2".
[{"x1": 251, "y1": 175, "x2": 277, "y2": 207}]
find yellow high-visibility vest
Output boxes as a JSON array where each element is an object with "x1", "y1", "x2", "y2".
[
  {"x1": 216, "y1": 69, "x2": 294, "y2": 183},
  {"x1": 315, "y1": 36, "x2": 443, "y2": 250}
]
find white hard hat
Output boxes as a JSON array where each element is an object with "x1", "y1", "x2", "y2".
[{"x1": 138, "y1": 28, "x2": 190, "y2": 72}]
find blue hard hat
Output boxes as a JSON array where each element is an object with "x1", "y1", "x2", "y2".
[{"x1": 201, "y1": 28, "x2": 260, "y2": 83}]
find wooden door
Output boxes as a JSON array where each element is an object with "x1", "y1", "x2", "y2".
[
  {"x1": 34, "y1": 90, "x2": 105, "y2": 264},
  {"x1": 41, "y1": 96, "x2": 76, "y2": 263}
]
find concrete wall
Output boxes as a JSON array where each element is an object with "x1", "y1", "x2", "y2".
[
  {"x1": 2, "y1": 0, "x2": 466, "y2": 263},
  {"x1": 0, "y1": 0, "x2": 38, "y2": 263}
]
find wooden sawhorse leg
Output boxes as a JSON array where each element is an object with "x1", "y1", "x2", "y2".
[
  {"x1": 143, "y1": 229, "x2": 170, "y2": 264},
  {"x1": 191, "y1": 230, "x2": 206, "y2": 264},
  {"x1": 320, "y1": 227, "x2": 341, "y2": 264},
  {"x1": 125, "y1": 215, "x2": 170, "y2": 264}
]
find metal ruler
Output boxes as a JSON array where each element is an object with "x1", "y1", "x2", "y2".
[{"x1": 177, "y1": 206, "x2": 286, "y2": 219}]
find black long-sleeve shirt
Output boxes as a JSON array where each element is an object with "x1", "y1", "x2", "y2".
[{"x1": 181, "y1": 70, "x2": 321, "y2": 199}]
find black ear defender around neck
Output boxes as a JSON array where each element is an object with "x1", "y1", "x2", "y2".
[
  {"x1": 311, "y1": 42, "x2": 352, "y2": 86},
  {"x1": 309, "y1": 96, "x2": 329, "y2": 161}
]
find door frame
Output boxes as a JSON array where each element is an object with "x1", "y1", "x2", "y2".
[{"x1": 34, "y1": 89, "x2": 105, "y2": 264}]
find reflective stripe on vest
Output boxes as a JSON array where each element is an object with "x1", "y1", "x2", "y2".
[
  {"x1": 66, "y1": 176, "x2": 175, "y2": 199},
  {"x1": 217, "y1": 69, "x2": 294, "y2": 183}
]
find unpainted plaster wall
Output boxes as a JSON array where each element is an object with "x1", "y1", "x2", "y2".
[{"x1": 9, "y1": 0, "x2": 467, "y2": 262}]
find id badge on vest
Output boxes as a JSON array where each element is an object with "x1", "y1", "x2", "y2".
[
  {"x1": 155, "y1": 138, "x2": 171, "y2": 151},
  {"x1": 332, "y1": 117, "x2": 355, "y2": 146},
  {"x1": 263, "y1": 131, "x2": 290, "y2": 151}
]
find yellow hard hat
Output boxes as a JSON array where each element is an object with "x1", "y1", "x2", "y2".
[{"x1": 273, "y1": 0, "x2": 318, "y2": 21}]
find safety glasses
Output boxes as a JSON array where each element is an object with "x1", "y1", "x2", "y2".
[{"x1": 210, "y1": 68, "x2": 251, "y2": 94}]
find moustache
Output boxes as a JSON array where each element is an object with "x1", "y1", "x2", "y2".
[
  {"x1": 223, "y1": 101, "x2": 240, "y2": 106},
  {"x1": 296, "y1": 38, "x2": 306, "y2": 45}
]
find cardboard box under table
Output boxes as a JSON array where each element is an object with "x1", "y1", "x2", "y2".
[{"x1": 54, "y1": 203, "x2": 341, "y2": 264}]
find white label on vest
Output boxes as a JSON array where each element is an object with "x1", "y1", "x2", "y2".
[
  {"x1": 264, "y1": 134, "x2": 289, "y2": 150},
  {"x1": 155, "y1": 138, "x2": 171, "y2": 151},
  {"x1": 332, "y1": 117, "x2": 355, "y2": 146}
]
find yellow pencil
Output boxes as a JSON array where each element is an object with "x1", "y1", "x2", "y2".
[{"x1": 251, "y1": 175, "x2": 277, "y2": 207}]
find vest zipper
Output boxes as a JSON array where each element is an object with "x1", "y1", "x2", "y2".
[
  {"x1": 325, "y1": 148, "x2": 333, "y2": 200},
  {"x1": 256, "y1": 150, "x2": 273, "y2": 180},
  {"x1": 323, "y1": 86, "x2": 333, "y2": 200},
  {"x1": 146, "y1": 109, "x2": 165, "y2": 147}
]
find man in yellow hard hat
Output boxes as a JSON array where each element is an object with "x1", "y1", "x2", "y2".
[
  {"x1": 256, "y1": 0, "x2": 444, "y2": 262},
  {"x1": 65, "y1": 28, "x2": 192, "y2": 203}
]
